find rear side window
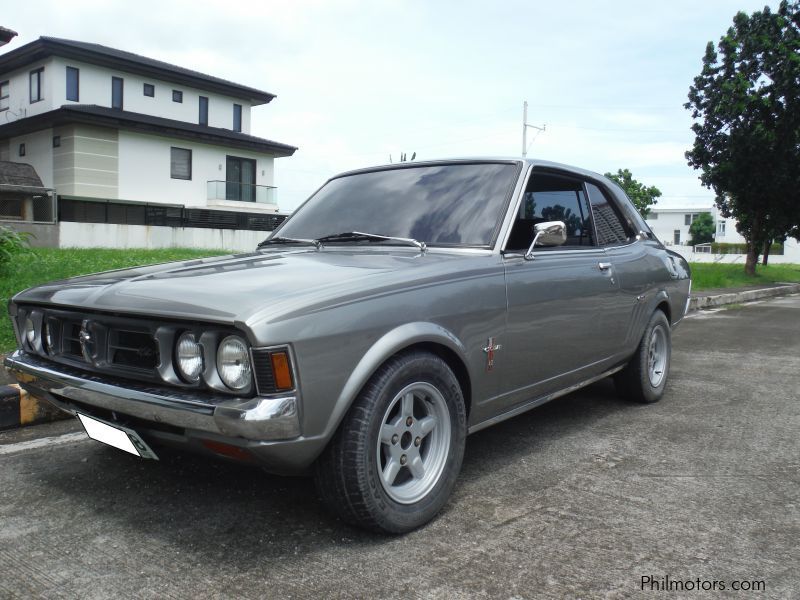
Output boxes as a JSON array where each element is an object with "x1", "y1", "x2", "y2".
[
  {"x1": 586, "y1": 182, "x2": 632, "y2": 246},
  {"x1": 506, "y1": 172, "x2": 595, "y2": 250}
]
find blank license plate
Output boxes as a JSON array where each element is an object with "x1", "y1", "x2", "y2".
[{"x1": 77, "y1": 413, "x2": 159, "y2": 460}]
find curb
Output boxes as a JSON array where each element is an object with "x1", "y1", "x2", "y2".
[
  {"x1": 0, "y1": 384, "x2": 69, "y2": 431},
  {"x1": 688, "y1": 283, "x2": 800, "y2": 312}
]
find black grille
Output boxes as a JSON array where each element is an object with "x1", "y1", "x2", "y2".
[
  {"x1": 109, "y1": 329, "x2": 159, "y2": 369},
  {"x1": 252, "y1": 349, "x2": 277, "y2": 394}
]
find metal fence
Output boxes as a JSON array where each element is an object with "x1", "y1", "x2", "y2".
[
  {"x1": 0, "y1": 189, "x2": 57, "y2": 223},
  {"x1": 59, "y1": 198, "x2": 288, "y2": 232}
]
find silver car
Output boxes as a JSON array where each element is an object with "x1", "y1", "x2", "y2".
[{"x1": 5, "y1": 158, "x2": 690, "y2": 533}]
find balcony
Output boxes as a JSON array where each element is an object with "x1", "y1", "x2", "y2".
[{"x1": 207, "y1": 181, "x2": 277, "y2": 208}]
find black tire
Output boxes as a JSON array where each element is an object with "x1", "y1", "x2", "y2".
[
  {"x1": 614, "y1": 310, "x2": 671, "y2": 404},
  {"x1": 314, "y1": 350, "x2": 467, "y2": 534}
]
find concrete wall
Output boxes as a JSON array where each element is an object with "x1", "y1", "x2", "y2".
[
  {"x1": 671, "y1": 237, "x2": 800, "y2": 264},
  {"x1": 6, "y1": 128, "x2": 54, "y2": 186},
  {"x1": 59, "y1": 221, "x2": 267, "y2": 251},
  {"x1": 53, "y1": 124, "x2": 118, "y2": 198},
  {"x1": 0, "y1": 221, "x2": 59, "y2": 247}
]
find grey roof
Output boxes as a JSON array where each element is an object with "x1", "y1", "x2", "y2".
[
  {"x1": 0, "y1": 160, "x2": 45, "y2": 187},
  {"x1": 0, "y1": 36, "x2": 275, "y2": 105},
  {"x1": 0, "y1": 105, "x2": 297, "y2": 157},
  {"x1": 0, "y1": 27, "x2": 18, "y2": 45}
]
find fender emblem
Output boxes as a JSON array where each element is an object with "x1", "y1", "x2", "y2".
[{"x1": 482, "y1": 337, "x2": 502, "y2": 372}]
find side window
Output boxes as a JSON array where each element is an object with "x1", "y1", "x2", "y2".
[
  {"x1": 585, "y1": 182, "x2": 632, "y2": 246},
  {"x1": 506, "y1": 172, "x2": 595, "y2": 251}
]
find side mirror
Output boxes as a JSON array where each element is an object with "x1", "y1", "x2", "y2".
[{"x1": 525, "y1": 221, "x2": 566, "y2": 260}]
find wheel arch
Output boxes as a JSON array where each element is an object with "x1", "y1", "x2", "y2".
[{"x1": 322, "y1": 322, "x2": 472, "y2": 441}]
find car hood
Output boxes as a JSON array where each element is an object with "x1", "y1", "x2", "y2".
[{"x1": 13, "y1": 248, "x2": 487, "y2": 325}]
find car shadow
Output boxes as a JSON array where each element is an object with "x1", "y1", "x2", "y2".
[{"x1": 37, "y1": 378, "x2": 636, "y2": 561}]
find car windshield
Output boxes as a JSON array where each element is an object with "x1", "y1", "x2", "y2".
[{"x1": 273, "y1": 162, "x2": 520, "y2": 247}]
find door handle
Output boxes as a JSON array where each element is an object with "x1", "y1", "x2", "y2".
[{"x1": 598, "y1": 262, "x2": 612, "y2": 271}]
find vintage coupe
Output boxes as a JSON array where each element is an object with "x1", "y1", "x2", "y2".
[{"x1": 5, "y1": 159, "x2": 690, "y2": 533}]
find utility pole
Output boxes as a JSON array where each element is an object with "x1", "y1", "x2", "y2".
[{"x1": 521, "y1": 100, "x2": 545, "y2": 157}]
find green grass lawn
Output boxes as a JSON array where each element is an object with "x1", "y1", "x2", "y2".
[
  {"x1": 689, "y1": 262, "x2": 800, "y2": 290},
  {"x1": 0, "y1": 247, "x2": 229, "y2": 353}
]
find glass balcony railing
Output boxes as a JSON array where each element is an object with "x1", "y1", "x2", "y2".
[{"x1": 207, "y1": 181, "x2": 277, "y2": 204}]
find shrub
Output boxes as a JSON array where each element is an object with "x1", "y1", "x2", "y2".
[{"x1": 0, "y1": 225, "x2": 33, "y2": 267}]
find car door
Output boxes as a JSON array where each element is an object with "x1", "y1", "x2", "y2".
[{"x1": 495, "y1": 170, "x2": 629, "y2": 412}]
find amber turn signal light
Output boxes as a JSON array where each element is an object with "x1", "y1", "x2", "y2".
[{"x1": 270, "y1": 351, "x2": 294, "y2": 391}]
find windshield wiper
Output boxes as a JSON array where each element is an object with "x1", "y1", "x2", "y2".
[
  {"x1": 315, "y1": 231, "x2": 426, "y2": 251},
  {"x1": 258, "y1": 236, "x2": 321, "y2": 250}
]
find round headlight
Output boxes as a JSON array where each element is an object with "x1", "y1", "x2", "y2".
[
  {"x1": 176, "y1": 332, "x2": 204, "y2": 382},
  {"x1": 216, "y1": 335, "x2": 251, "y2": 390},
  {"x1": 24, "y1": 317, "x2": 36, "y2": 346}
]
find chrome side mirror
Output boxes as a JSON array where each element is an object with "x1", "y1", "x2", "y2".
[{"x1": 524, "y1": 221, "x2": 567, "y2": 260}]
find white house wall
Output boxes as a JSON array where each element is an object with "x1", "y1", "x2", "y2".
[
  {"x1": 49, "y1": 57, "x2": 252, "y2": 132},
  {"x1": 117, "y1": 130, "x2": 275, "y2": 209},
  {"x1": 0, "y1": 57, "x2": 57, "y2": 119},
  {"x1": 7, "y1": 128, "x2": 54, "y2": 186}
]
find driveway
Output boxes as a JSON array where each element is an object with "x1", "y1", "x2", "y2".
[{"x1": 1, "y1": 296, "x2": 798, "y2": 599}]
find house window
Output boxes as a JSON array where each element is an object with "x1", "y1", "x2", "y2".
[
  {"x1": 66, "y1": 67, "x2": 79, "y2": 101},
  {"x1": 172, "y1": 90, "x2": 183, "y2": 103},
  {"x1": 19, "y1": 143, "x2": 26, "y2": 157},
  {"x1": 143, "y1": 83, "x2": 155, "y2": 97},
  {"x1": 233, "y1": 104, "x2": 242, "y2": 132},
  {"x1": 674, "y1": 229, "x2": 681, "y2": 245},
  {"x1": 30, "y1": 68, "x2": 44, "y2": 103},
  {"x1": 112, "y1": 77, "x2": 124, "y2": 110},
  {"x1": 647, "y1": 211, "x2": 658, "y2": 220},
  {"x1": 226, "y1": 156, "x2": 256, "y2": 201},
  {"x1": 1, "y1": 80, "x2": 10, "y2": 111},
  {"x1": 53, "y1": 136, "x2": 61, "y2": 148},
  {"x1": 170, "y1": 147, "x2": 192, "y2": 180},
  {"x1": 199, "y1": 96, "x2": 208, "y2": 126},
  {"x1": 717, "y1": 221, "x2": 726, "y2": 237},
  {"x1": 684, "y1": 213, "x2": 701, "y2": 226}
]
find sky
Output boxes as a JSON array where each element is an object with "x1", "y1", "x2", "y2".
[{"x1": 2, "y1": 0, "x2": 779, "y2": 212}]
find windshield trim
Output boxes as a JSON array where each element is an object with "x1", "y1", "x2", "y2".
[{"x1": 267, "y1": 159, "x2": 524, "y2": 250}]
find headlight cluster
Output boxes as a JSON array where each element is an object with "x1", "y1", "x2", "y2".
[{"x1": 174, "y1": 332, "x2": 253, "y2": 391}]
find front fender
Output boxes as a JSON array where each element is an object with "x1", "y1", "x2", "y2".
[{"x1": 320, "y1": 321, "x2": 469, "y2": 441}]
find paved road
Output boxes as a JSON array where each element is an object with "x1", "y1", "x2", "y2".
[{"x1": 1, "y1": 296, "x2": 798, "y2": 599}]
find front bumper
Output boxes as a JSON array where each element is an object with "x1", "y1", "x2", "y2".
[{"x1": 4, "y1": 350, "x2": 301, "y2": 443}]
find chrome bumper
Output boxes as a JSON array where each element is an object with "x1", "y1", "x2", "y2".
[{"x1": 3, "y1": 351, "x2": 301, "y2": 441}]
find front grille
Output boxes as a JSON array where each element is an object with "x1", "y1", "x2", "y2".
[
  {"x1": 252, "y1": 348, "x2": 277, "y2": 394},
  {"x1": 109, "y1": 329, "x2": 159, "y2": 369}
]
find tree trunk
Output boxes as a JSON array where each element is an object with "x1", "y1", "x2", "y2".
[
  {"x1": 745, "y1": 242, "x2": 759, "y2": 276},
  {"x1": 762, "y1": 240, "x2": 771, "y2": 265}
]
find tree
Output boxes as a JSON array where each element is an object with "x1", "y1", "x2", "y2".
[
  {"x1": 685, "y1": 1, "x2": 800, "y2": 276},
  {"x1": 688, "y1": 212, "x2": 715, "y2": 245},
  {"x1": 604, "y1": 169, "x2": 661, "y2": 218}
]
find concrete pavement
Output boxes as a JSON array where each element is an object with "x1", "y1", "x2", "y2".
[{"x1": 0, "y1": 295, "x2": 798, "y2": 598}]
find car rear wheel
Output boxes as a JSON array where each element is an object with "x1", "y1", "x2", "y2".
[
  {"x1": 314, "y1": 350, "x2": 466, "y2": 533},
  {"x1": 614, "y1": 310, "x2": 671, "y2": 404}
]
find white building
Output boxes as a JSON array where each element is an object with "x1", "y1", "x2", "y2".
[
  {"x1": 0, "y1": 37, "x2": 296, "y2": 248},
  {"x1": 646, "y1": 204, "x2": 799, "y2": 263}
]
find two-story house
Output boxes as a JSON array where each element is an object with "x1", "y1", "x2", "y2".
[{"x1": 0, "y1": 37, "x2": 296, "y2": 248}]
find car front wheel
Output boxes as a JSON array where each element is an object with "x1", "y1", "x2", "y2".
[
  {"x1": 614, "y1": 309, "x2": 672, "y2": 404},
  {"x1": 314, "y1": 350, "x2": 466, "y2": 533}
]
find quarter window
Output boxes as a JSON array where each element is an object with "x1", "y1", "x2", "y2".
[
  {"x1": 66, "y1": 67, "x2": 79, "y2": 101},
  {"x1": 0, "y1": 80, "x2": 8, "y2": 111},
  {"x1": 586, "y1": 182, "x2": 632, "y2": 246},
  {"x1": 170, "y1": 147, "x2": 192, "y2": 180},
  {"x1": 30, "y1": 68, "x2": 44, "y2": 103}
]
